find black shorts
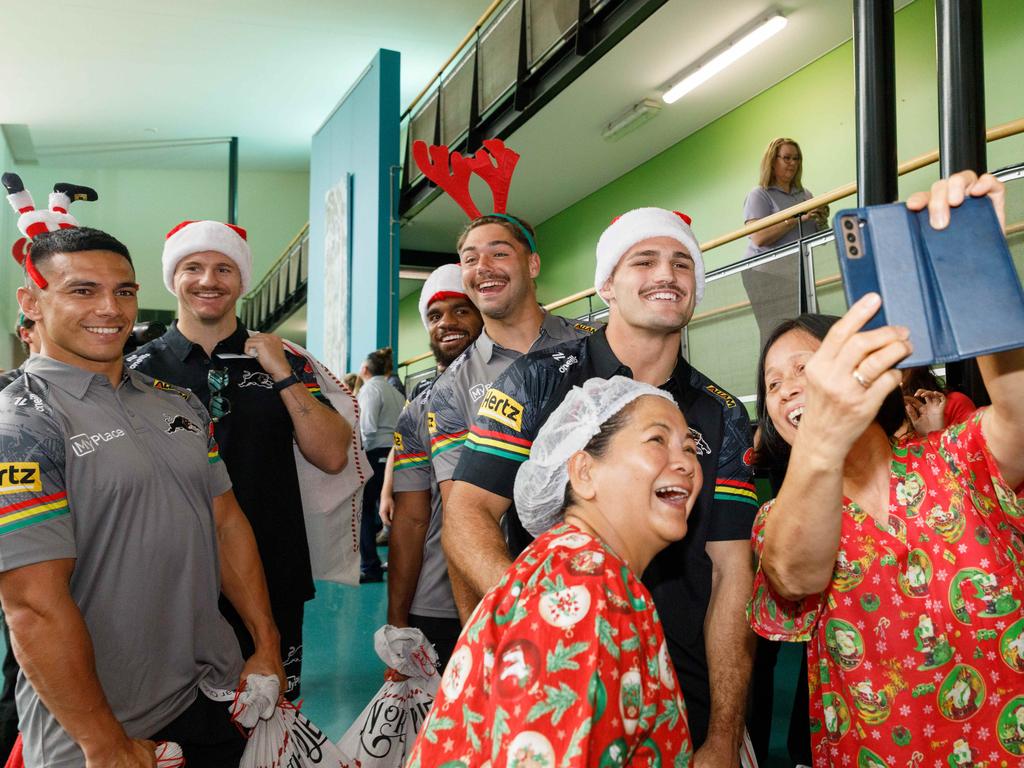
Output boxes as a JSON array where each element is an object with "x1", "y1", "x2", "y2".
[
  {"x1": 408, "y1": 614, "x2": 462, "y2": 672},
  {"x1": 221, "y1": 598, "x2": 305, "y2": 700},
  {"x1": 149, "y1": 692, "x2": 245, "y2": 768}
]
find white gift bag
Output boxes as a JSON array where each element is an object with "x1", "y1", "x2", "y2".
[
  {"x1": 336, "y1": 626, "x2": 441, "y2": 768},
  {"x1": 241, "y1": 702, "x2": 346, "y2": 768},
  {"x1": 280, "y1": 340, "x2": 371, "y2": 586}
]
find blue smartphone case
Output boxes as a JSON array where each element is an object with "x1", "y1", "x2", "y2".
[{"x1": 833, "y1": 196, "x2": 1024, "y2": 367}]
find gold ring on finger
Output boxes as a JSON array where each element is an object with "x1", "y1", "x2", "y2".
[{"x1": 852, "y1": 369, "x2": 871, "y2": 389}]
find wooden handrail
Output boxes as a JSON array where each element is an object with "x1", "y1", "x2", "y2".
[
  {"x1": 502, "y1": 118, "x2": 1024, "y2": 337},
  {"x1": 391, "y1": 115, "x2": 1023, "y2": 369},
  {"x1": 401, "y1": 0, "x2": 507, "y2": 120}
]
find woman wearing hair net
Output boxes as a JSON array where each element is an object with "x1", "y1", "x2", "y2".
[{"x1": 407, "y1": 376, "x2": 703, "y2": 767}]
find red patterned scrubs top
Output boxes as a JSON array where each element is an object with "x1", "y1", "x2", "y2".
[
  {"x1": 407, "y1": 523, "x2": 691, "y2": 768},
  {"x1": 749, "y1": 411, "x2": 1024, "y2": 768}
]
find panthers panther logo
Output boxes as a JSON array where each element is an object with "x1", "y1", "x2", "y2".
[{"x1": 165, "y1": 414, "x2": 200, "y2": 434}]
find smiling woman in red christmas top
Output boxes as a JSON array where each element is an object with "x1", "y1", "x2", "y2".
[
  {"x1": 406, "y1": 376, "x2": 702, "y2": 768},
  {"x1": 748, "y1": 172, "x2": 1024, "y2": 767}
]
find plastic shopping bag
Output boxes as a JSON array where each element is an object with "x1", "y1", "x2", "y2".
[{"x1": 336, "y1": 626, "x2": 440, "y2": 768}]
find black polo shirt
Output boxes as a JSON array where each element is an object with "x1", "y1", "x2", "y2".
[
  {"x1": 452, "y1": 327, "x2": 757, "y2": 747},
  {"x1": 126, "y1": 320, "x2": 331, "y2": 607}
]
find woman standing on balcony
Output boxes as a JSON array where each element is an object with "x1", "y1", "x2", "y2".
[{"x1": 742, "y1": 137, "x2": 829, "y2": 346}]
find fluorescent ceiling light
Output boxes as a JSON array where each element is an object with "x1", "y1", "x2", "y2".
[
  {"x1": 662, "y1": 14, "x2": 788, "y2": 105},
  {"x1": 602, "y1": 99, "x2": 662, "y2": 142}
]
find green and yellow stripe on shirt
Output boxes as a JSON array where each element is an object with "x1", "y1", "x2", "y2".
[
  {"x1": 430, "y1": 430, "x2": 468, "y2": 458},
  {"x1": 465, "y1": 427, "x2": 532, "y2": 463},
  {"x1": 394, "y1": 450, "x2": 429, "y2": 471},
  {"x1": 714, "y1": 479, "x2": 758, "y2": 506},
  {"x1": 0, "y1": 491, "x2": 70, "y2": 535}
]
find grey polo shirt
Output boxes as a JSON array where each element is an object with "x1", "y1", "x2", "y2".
[
  {"x1": 391, "y1": 377, "x2": 456, "y2": 619},
  {"x1": 428, "y1": 311, "x2": 597, "y2": 483},
  {"x1": 357, "y1": 375, "x2": 405, "y2": 451},
  {"x1": 742, "y1": 184, "x2": 822, "y2": 259},
  {"x1": 0, "y1": 356, "x2": 242, "y2": 767}
]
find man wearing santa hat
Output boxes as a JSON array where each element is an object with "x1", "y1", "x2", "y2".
[
  {"x1": 385, "y1": 265, "x2": 483, "y2": 670},
  {"x1": 446, "y1": 208, "x2": 757, "y2": 767},
  {"x1": 127, "y1": 220, "x2": 351, "y2": 701}
]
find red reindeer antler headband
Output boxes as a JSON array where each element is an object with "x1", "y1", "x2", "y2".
[
  {"x1": 3, "y1": 173, "x2": 98, "y2": 288},
  {"x1": 413, "y1": 138, "x2": 535, "y2": 251}
]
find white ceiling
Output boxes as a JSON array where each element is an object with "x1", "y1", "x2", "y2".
[
  {"x1": 1, "y1": 0, "x2": 911, "y2": 239},
  {"x1": 400, "y1": 0, "x2": 911, "y2": 252},
  {"x1": 0, "y1": 0, "x2": 490, "y2": 171}
]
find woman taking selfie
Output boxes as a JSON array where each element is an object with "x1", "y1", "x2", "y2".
[
  {"x1": 748, "y1": 172, "x2": 1024, "y2": 766},
  {"x1": 407, "y1": 376, "x2": 702, "y2": 767}
]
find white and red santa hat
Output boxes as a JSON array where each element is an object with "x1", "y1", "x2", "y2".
[
  {"x1": 162, "y1": 220, "x2": 252, "y2": 294},
  {"x1": 418, "y1": 263, "x2": 468, "y2": 330},
  {"x1": 594, "y1": 207, "x2": 705, "y2": 305}
]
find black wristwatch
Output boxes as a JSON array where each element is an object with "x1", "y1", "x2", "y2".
[{"x1": 272, "y1": 373, "x2": 300, "y2": 392}]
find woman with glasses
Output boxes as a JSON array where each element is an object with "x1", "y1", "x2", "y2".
[{"x1": 742, "y1": 137, "x2": 830, "y2": 346}]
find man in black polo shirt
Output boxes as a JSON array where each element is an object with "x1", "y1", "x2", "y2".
[
  {"x1": 127, "y1": 219, "x2": 351, "y2": 700},
  {"x1": 445, "y1": 208, "x2": 758, "y2": 766}
]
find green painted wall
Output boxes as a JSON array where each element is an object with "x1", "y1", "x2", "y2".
[
  {"x1": 1, "y1": 164, "x2": 309, "y2": 320},
  {"x1": 0, "y1": 134, "x2": 19, "y2": 370},
  {"x1": 395, "y1": 0, "x2": 1024, "y2": 395}
]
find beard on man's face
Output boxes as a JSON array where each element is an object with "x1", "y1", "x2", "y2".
[{"x1": 429, "y1": 336, "x2": 472, "y2": 368}]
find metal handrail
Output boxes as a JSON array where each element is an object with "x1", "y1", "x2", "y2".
[
  {"x1": 245, "y1": 222, "x2": 309, "y2": 299},
  {"x1": 397, "y1": 115, "x2": 1024, "y2": 369},
  {"x1": 401, "y1": 0, "x2": 507, "y2": 120}
]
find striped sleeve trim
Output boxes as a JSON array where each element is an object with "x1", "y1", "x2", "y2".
[
  {"x1": 394, "y1": 452, "x2": 429, "y2": 471},
  {"x1": 465, "y1": 427, "x2": 533, "y2": 463},
  {"x1": 713, "y1": 478, "x2": 758, "y2": 506},
  {"x1": 0, "y1": 491, "x2": 70, "y2": 535},
  {"x1": 430, "y1": 431, "x2": 468, "y2": 458}
]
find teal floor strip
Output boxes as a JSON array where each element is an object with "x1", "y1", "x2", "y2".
[{"x1": 301, "y1": 574, "x2": 388, "y2": 739}]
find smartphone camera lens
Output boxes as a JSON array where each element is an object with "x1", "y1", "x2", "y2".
[
  {"x1": 843, "y1": 219, "x2": 855, "y2": 231},
  {"x1": 846, "y1": 233, "x2": 856, "y2": 243},
  {"x1": 849, "y1": 246, "x2": 859, "y2": 256}
]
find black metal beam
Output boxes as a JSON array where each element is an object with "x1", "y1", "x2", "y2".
[
  {"x1": 853, "y1": 0, "x2": 898, "y2": 206},
  {"x1": 401, "y1": 0, "x2": 669, "y2": 218},
  {"x1": 936, "y1": 0, "x2": 987, "y2": 177},
  {"x1": 400, "y1": 248, "x2": 457, "y2": 270},
  {"x1": 935, "y1": 0, "x2": 988, "y2": 404},
  {"x1": 227, "y1": 136, "x2": 239, "y2": 224}
]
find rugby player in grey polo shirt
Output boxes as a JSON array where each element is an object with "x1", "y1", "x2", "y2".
[
  {"x1": 0, "y1": 227, "x2": 283, "y2": 767},
  {"x1": 429, "y1": 214, "x2": 596, "y2": 619}
]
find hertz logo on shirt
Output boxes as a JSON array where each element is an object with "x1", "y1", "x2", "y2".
[
  {"x1": 0, "y1": 463, "x2": 41, "y2": 495},
  {"x1": 478, "y1": 388, "x2": 524, "y2": 432},
  {"x1": 427, "y1": 412, "x2": 437, "y2": 434},
  {"x1": 393, "y1": 431, "x2": 405, "y2": 451}
]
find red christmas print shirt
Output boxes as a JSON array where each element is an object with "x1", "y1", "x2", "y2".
[
  {"x1": 407, "y1": 522, "x2": 691, "y2": 768},
  {"x1": 749, "y1": 411, "x2": 1024, "y2": 767}
]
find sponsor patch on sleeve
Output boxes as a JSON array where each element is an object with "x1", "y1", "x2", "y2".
[
  {"x1": 153, "y1": 379, "x2": 190, "y2": 400},
  {"x1": 704, "y1": 384, "x2": 736, "y2": 409},
  {"x1": 574, "y1": 322, "x2": 598, "y2": 334},
  {"x1": 393, "y1": 431, "x2": 405, "y2": 451},
  {"x1": 0, "y1": 463, "x2": 42, "y2": 495},
  {"x1": 477, "y1": 388, "x2": 524, "y2": 432},
  {"x1": 426, "y1": 412, "x2": 437, "y2": 435}
]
